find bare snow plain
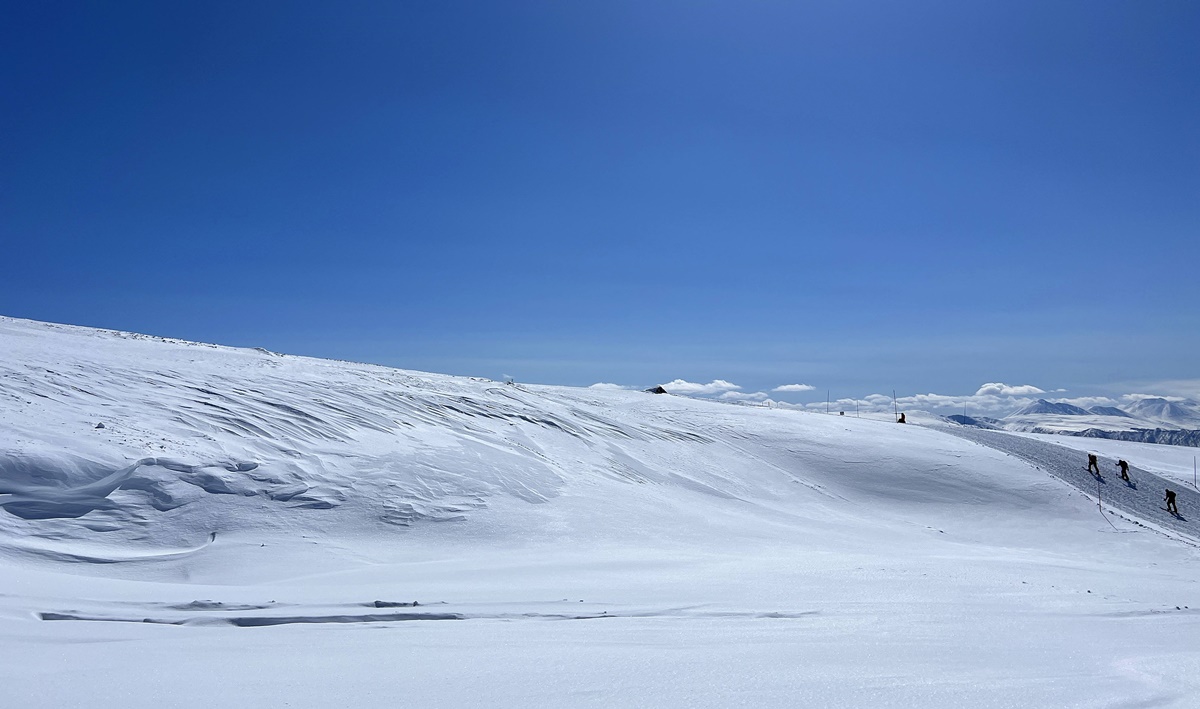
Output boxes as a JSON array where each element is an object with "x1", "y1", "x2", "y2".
[{"x1": 1, "y1": 316, "x2": 1198, "y2": 708}]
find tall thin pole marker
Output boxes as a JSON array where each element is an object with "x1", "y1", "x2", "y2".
[{"x1": 1096, "y1": 473, "x2": 1117, "y2": 531}]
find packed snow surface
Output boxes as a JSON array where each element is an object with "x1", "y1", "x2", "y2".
[{"x1": 1, "y1": 316, "x2": 1199, "y2": 708}]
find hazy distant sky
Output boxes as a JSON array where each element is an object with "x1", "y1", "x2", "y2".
[{"x1": 3, "y1": 1, "x2": 1198, "y2": 409}]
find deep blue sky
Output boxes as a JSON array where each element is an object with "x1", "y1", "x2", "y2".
[{"x1": 3, "y1": 1, "x2": 1198, "y2": 403}]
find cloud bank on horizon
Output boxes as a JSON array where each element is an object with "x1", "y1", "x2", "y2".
[
  {"x1": 655, "y1": 379, "x2": 742, "y2": 396},
  {"x1": 585, "y1": 378, "x2": 1200, "y2": 417},
  {"x1": 975, "y1": 383, "x2": 1045, "y2": 397}
]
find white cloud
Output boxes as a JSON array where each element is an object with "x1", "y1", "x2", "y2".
[
  {"x1": 773, "y1": 382, "x2": 1169, "y2": 419},
  {"x1": 1053, "y1": 396, "x2": 1118, "y2": 409},
  {"x1": 1121, "y1": 392, "x2": 1188, "y2": 403},
  {"x1": 826, "y1": 390, "x2": 1043, "y2": 416},
  {"x1": 801, "y1": 397, "x2": 869, "y2": 413},
  {"x1": 900, "y1": 393, "x2": 991, "y2": 411},
  {"x1": 773, "y1": 384, "x2": 816, "y2": 392},
  {"x1": 719, "y1": 391, "x2": 770, "y2": 402},
  {"x1": 658, "y1": 379, "x2": 741, "y2": 396},
  {"x1": 974, "y1": 382, "x2": 1046, "y2": 397},
  {"x1": 628, "y1": 378, "x2": 1181, "y2": 418},
  {"x1": 1129, "y1": 379, "x2": 1200, "y2": 401},
  {"x1": 588, "y1": 382, "x2": 630, "y2": 390},
  {"x1": 766, "y1": 401, "x2": 806, "y2": 410}
]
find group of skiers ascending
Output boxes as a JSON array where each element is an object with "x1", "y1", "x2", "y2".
[{"x1": 1086, "y1": 453, "x2": 1181, "y2": 517}]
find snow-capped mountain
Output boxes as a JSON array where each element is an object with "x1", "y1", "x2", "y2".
[
  {"x1": 2, "y1": 315, "x2": 1199, "y2": 708},
  {"x1": 1123, "y1": 397, "x2": 1200, "y2": 428},
  {"x1": 994, "y1": 397, "x2": 1200, "y2": 440},
  {"x1": 1086, "y1": 405, "x2": 1133, "y2": 418},
  {"x1": 999, "y1": 398, "x2": 1142, "y2": 435},
  {"x1": 1006, "y1": 399, "x2": 1091, "y2": 417}
]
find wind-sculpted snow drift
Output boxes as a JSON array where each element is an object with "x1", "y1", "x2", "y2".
[
  {"x1": 0, "y1": 453, "x2": 240, "y2": 520},
  {"x1": 0, "y1": 316, "x2": 796, "y2": 560}
]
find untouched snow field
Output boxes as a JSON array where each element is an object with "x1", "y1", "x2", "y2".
[{"x1": 1, "y1": 316, "x2": 1199, "y2": 708}]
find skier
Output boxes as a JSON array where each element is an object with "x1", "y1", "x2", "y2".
[
  {"x1": 1087, "y1": 453, "x2": 1100, "y2": 475},
  {"x1": 1116, "y1": 459, "x2": 1130, "y2": 482},
  {"x1": 897, "y1": 413, "x2": 906, "y2": 424},
  {"x1": 1164, "y1": 489, "x2": 1179, "y2": 516}
]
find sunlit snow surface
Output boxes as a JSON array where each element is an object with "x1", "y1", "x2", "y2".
[{"x1": 1, "y1": 316, "x2": 1199, "y2": 708}]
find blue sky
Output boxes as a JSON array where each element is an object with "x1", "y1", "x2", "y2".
[{"x1": 3, "y1": 1, "x2": 1198, "y2": 411}]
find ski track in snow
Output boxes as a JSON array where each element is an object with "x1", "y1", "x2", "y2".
[
  {"x1": 939, "y1": 425, "x2": 1198, "y2": 542},
  {"x1": 34, "y1": 598, "x2": 822, "y2": 628}
]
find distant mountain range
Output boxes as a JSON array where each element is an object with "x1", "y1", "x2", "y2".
[
  {"x1": 1122, "y1": 397, "x2": 1200, "y2": 426},
  {"x1": 1004, "y1": 397, "x2": 1200, "y2": 428},
  {"x1": 948, "y1": 397, "x2": 1200, "y2": 447},
  {"x1": 1008, "y1": 399, "x2": 1091, "y2": 417},
  {"x1": 1085, "y1": 406, "x2": 1132, "y2": 418}
]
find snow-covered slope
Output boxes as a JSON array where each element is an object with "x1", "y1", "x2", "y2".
[
  {"x1": 0, "y1": 315, "x2": 901, "y2": 561},
  {"x1": 2, "y1": 316, "x2": 1200, "y2": 708}
]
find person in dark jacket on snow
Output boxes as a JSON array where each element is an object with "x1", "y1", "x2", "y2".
[
  {"x1": 1087, "y1": 453, "x2": 1100, "y2": 475},
  {"x1": 1164, "y1": 489, "x2": 1179, "y2": 515},
  {"x1": 1116, "y1": 459, "x2": 1130, "y2": 482}
]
